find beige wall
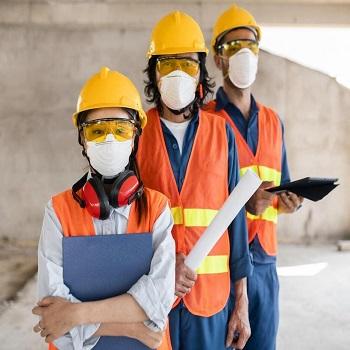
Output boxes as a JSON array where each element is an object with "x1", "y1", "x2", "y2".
[{"x1": 0, "y1": 1, "x2": 349, "y2": 242}]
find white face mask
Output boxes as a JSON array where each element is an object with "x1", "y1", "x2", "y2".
[
  {"x1": 159, "y1": 70, "x2": 197, "y2": 111},
  {"x1": 228, "y1": 48, "x2": 258, "y2": 89},
  {"x1": 86, "y1": 134, "x2": 132, "y2": 178}
]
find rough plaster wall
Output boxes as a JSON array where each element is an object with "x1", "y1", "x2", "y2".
[
  {"x1": 0, "y1": 1, "x2": 349, "y2": 241},
  {"x1": 251, "y1": 52, "x2": 350, "y2": 242}
]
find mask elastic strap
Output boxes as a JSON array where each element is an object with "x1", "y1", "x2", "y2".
[
  {"x1": 128, "y1": 135, "x2": 145, "y2": 201},
  {"x1": 164, "y1": 101, "x2": 195, "y2": 116}
]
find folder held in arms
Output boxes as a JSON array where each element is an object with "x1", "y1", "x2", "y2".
[
  {"x1": 63, "y1": 233, "x2": 153, "y2": 350},
  {"x1": 265, "y1": 177, "x2": 339, "y2": 202}
]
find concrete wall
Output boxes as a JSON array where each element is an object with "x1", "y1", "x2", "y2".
[{"x1": 0, "y1": 0, "x2": 349, "y2": 242}]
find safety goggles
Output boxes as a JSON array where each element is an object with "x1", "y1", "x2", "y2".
[
  {"x1": 80, "y1": 118, "x2": 137, "y2": 143},
  {"x1": 217, "y1": 39, "x2": 259, "y2": 57},
  {"x1": 156, "y1": 57, "x2": 200, "y2": 77}
]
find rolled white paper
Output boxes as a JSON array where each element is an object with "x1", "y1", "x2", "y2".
[{"x1": 184, "y1": 169, "x2": 262, "y2": 271}]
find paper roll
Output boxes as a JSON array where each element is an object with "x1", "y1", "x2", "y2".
[{"x1": 184, "y1": 169, "x2": 262, "y2": 271}]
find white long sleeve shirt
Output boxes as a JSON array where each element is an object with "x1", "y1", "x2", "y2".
[{"x1": 37, "y1": 198, "x2": 175, "y2": 350}]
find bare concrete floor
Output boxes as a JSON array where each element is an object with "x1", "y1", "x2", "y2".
[
  {"x1": 0, "y1": 243, "x2": 349, "y2": 349},
  {"x1": 277, "y1": 244, "x2": 350, "y2": 350}
]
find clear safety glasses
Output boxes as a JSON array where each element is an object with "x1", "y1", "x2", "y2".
[
  {"x1": 156, "y1": 57, "x2": 200, "y2": 77},
  {"x1": 80, "y1": 118, "x2": 137, "y2": 143},
  {"x1": 217, "y1": 39, "x2": 259, "y2": 57}
]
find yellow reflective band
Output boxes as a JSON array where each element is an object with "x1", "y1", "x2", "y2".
[
  {"x1": 240, "y1": 165, "x2": 258, "y2": 178},
  {"x1": 196, "y1": 255, "x2": 229, "y2": 275},
  {"x1": 240, "y1": 165, "x2": 281, "y2": 186},
  {"x1": 184, "y1": 209, "x2": 218, "y2": 227},
  {"x1": 247, "y1": 206, "x2": 278, "y2": 224},
  {"x1": 171, "y1": 208, "x2": 218, "y2": 227},
  {"x1": 258, "y1": 166, "x2": 281, "y2": 185},
  {"x1": 171, "y1": 207, "x2": 184, "y2": 225}
]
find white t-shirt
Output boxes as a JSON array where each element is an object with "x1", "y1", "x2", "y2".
[{"x1": 161, "y1": 118, "x2": 191, "y2": 155}]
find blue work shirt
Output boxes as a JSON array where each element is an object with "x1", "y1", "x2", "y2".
[
  {"x1": 215, "y1": 87, "x2": 291, "y2": 264},
  {"x1": 160, "y1": 111, "x2": 252, "y2": 282}
]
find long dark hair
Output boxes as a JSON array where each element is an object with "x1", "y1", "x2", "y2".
[
  {"x1": 76, "y1": 109, "x2": 147, "y2": 223},
  {"x1": 144, "y1": 52, "x2": 215, "y2": 118}
]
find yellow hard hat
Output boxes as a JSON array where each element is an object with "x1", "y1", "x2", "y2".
[
  {"x1": 147, "y1": 11, "x2": 208, "y2": 58},
  {"x1": 211, "y1": 4, "x2": 261, "y2": 53},
  {"x1": 72, "y1": 67, "x2": 147, "y2": 129}
]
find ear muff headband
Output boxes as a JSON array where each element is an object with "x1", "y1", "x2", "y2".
[
  {"x1": 72, "y1": 170, "x2": 144, "y2": 220},
  {"x1": 83, "y1": 177, "x2": 110, "y2": 220},
  {"x1": 72, "y1": 172, "x2": 110, "y2": 220}
]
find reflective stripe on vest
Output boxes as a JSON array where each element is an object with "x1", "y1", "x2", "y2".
[
  {"x1": 247, "y1": 206, "x2": 278, "y2": 224},
  {"x1": 240, "y1": 165, "x2": 280, "y2": 224},
  {"x1": 171, "y1": 207, "x2": 218, "y2": 227},
  {"x1": 240, "y1": 165, "x2": 281, "y2": 186},
  {"x1": 171, "y1": 207, "x2": 228, "y2": 274},
  {"x1": 196, "y1": 255, "x2": 229, "y2": 274}
]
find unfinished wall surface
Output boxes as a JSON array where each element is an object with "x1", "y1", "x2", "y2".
[{"x1": 0, "y1": 0, "x2": 349, "y2": 242}]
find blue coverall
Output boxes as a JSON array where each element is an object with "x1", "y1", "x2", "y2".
[{"x1": 215, "y1": 87, "x2": 291, "y2": 350}]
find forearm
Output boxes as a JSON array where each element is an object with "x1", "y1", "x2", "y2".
[
  {"x1": 94, "y1": 321, "x2": 165, "y2": 349},
  {"x1": 93, "y1": 322, "x2": 136, "y2": 337},
  {"x1": 234, "y1": 277, "x2": 248, "y2": 306},
  {"x1": 76, "y1": 293, "x2": 147, "y2": 326}
]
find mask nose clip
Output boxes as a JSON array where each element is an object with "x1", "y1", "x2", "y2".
[{"x1": 105, "y1": 133, "x2": 115, "y2": 142}]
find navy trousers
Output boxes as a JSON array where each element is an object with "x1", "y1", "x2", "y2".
[
  {"x1": 169, "y1": 299, "x2": 234, "y2": 350},
  {"x1": 244, "y1": 262, "x2": 279, "y2": 350}
]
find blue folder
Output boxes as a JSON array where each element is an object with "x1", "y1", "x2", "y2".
[{"x1": 63, "y1": 233, "x2": 153, "y2": 350}]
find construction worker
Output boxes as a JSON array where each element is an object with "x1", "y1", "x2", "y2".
[
  {"x1": 206, "y1": 5, "x2": 304, "y2": 350},
  {"x1": 138, "y1": 11, "x2": 253, "y2": 350},
  {"x1": 32, "y1": 67, "x2": 175, "y2": 350}
]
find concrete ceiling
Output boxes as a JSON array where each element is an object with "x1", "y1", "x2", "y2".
[
  {"x1": 229, "y1": 1, "x2": 350, "y2": 26},
  {"x1": 1, "y1": 1, "x2": 349, "y2": 28}
]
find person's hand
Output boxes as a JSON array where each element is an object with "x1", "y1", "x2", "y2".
[
  {"x1": 278, "y1": 191, "x2": 303, "y2": 214},
  {"x1": 246, "y1": 181, "x2": 275, "y2": 215},
  {"x1": 32, "y1": 296, "x2": 78, "y2": 343},
  {"x1": 131, "y1": 323, "x2": 165, "y2": 349},
  {"x1": 225, "y1": 296, "x2": 251, "y2": 349},
  {"x1": 175, "y1": 253, "x2": 197, "y2": 298}
]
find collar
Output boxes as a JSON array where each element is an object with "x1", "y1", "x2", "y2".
[
  {"x1": 215, "y1": 87, "x2": 259, "y2": 119},
  {"x1": 112, "y1": 202, "x2": 131, "y2": 219},
  {"x1": 160, "y1": 111, "x2": 199, "y2": 135}
]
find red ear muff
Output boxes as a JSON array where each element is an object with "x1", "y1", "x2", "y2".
[
  {"x1": 82, "y1": 177, "x2": 110, "y2": 220},
  {"x1": 110, "y1": 170, "x2": 143, "y2": 208}
]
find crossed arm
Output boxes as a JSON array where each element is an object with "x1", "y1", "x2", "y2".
[{"x1": 32, "y1": 294, "x2": 164, "y2": 348}]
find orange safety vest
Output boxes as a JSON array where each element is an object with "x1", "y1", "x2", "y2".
[
  {"x1": 49, "y1": 186, "x2": 172, "y2": 350},
  {"x1": 137, "y1": 107, "x2": 230, "y2": 317},
  {"x1": 206, "y1": 101, "x2": 282, "y2": 256}
]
